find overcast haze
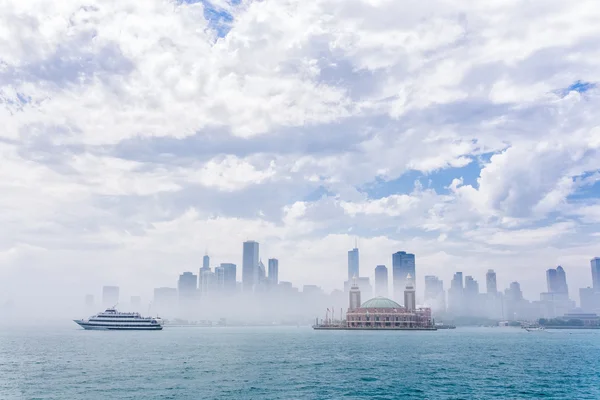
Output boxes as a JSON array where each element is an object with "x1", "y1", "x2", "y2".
[{"x1": 1, "y1": 0, "x2": 600, "y2": 313}]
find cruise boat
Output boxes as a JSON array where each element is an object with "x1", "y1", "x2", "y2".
[{"x1": 74, "y1": 308, "x2": 163, "y2": 330}]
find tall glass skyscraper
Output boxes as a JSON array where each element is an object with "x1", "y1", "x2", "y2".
[
  {"x1": 202, "y1": 254, "x2": 210, "y2": 270},
  {"x1": 242, "y1": 241, "x2": 259, "y2": 291},
  {"x1": 374, "y1": 265, "x2": 388, "y2": 297},
  {"x1": 547, "y1": 266, "x2": 568, "y2": 294},
  {"x1": 486, "y1": 269, "x2": 497, "y2": 294},
  {"x1": 348, "y1": 247, "x2": 359, "y2": 280},
  {"x1": 220, "y1": 263, "x2": 237, "y2": 293},
  {"x1": 591, "y1": 257, "x2": 600, "y2": 290},
  {"x1": 448, "y1": 272, "x2": 463, "y2": 314},
  {"x1": 392, "y1": 251, "x2": 415, "y2": 300},
  {"x1": 268, "y1": 258, "x2": 279, "y2": 286}
]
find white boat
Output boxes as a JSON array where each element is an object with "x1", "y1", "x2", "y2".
[
  {"x1": 74, "y1": 308, "x2": 163, "y2": 330},
  {"x1": 523, "y1": 326, "x2": 545, "y2": 332}
]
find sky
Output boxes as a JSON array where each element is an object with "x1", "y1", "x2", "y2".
[{"x1": 1, "y1": 0, "x2": 600, "y2": 305}]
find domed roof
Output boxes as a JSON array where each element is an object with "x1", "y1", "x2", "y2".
[{"x1": 360, "y1": 297, "x2": 402, "y2": 309}]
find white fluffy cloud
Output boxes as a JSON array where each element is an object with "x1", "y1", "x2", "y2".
[{"x1": 1, "y1": 0, "x2": 600, "y2": 304}]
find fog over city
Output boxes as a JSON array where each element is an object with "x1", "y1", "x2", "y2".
[{"x1": 1, "y1": 0, "x2": 600, "y2": 325}]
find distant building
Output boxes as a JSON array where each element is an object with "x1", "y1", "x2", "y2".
[
  {"x1": 220, "y1": 263, "x2": 237, "y2": 293},
  {"x1": 102, "y1": 286, "x2": 119, "y2": 308},
  {"x1": 203, "y1": 254, "x2": 210, "y2": 270},
  {"x1": 392, "y1": 251, "x2": 415, "y2": 300},
  {"x1": 279, "y1": 281, "x2": 293, "y2": 290},
  {"x1": 448, "y1": 272, "x2": 463, "y2": 315},
  {"x1": 556, "y1": 266, "x2": 568, "y2": 294},
  {"x1": 464, "y1": 276, "x2": 480, "y2": 316},
  {"x1": 303, "y1": 285, "x2": 323, "y2": 296},
  {"x1": 178, "y1": 272, "x2": 197, "y2": 318},
  {"x1": 486, "y1": 269, "x2": 497, "y2": 294},
  {"x1": 424, "y1": 275, "x2": 445, "y2": 312},
  {"x1": 258, "y1": 259, "x2": 266, "y2": 284},
  {"x1": 539, "y1": 292, "x2": 574, "y2": 319},
  {"x1": 242, "y1": 241, "x2": 259, "y2": 291},
  {"x1": 348, "y1": 247, "x2": 359, "y2": 280},
  {"x1": 546, "y1": 268, "x2": 558, "y2": 292},
  {"x1": 268, "y1": 258, "x2": 279, "y2": 286},
  {"x1": 153, "y1": 287, "x2": 177, "y2": 316},
  {"x1": 591, "y1": 258, "x2": 600, "y2": 291},
  {"x1": 374, "y1": 265, "x2": 388, "y2": 297},
  {"x1": 403, "y1": 275, "x2": 416, "y2": 311},
  {"x1": 349, "y1": 279, "x2": 361, "y2": 311},
  {"x1": 215, "y1": 266, "x2": 225, "y2": 291},
  {"x1": 579, "y1": 287, "x2": 600, "y2": 312},
  {"x1": 199, "y1": 269, "x2": 216, "y2": 296},
  {"x1": 505, "y1": 282, "x2": 525, "y2": 320},
  {"x1": 546, "y1": 266, "x2": 569, "y2": 295},
  {"x1": 178, "y1": 272, "x2": 197, "y2": 299},
  {"x1": 342, "y1": 280, "x2": 434, "y2": 330}
]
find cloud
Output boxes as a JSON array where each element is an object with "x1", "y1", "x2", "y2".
[{"x1": 1, "y1": 0, "x2": 600, "y2": 305}]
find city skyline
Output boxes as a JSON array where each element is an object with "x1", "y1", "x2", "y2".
[
  {"x1": 86, "y1": 241, "x2": 600, "y2": 310},
  {"x1": 71, "y1": 244, "x2": 600, "y2": 327}
]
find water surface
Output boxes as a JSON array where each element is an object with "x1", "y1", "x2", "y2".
[{"x1": 1, "y1": 326, "x2": 599, "y2": 399}]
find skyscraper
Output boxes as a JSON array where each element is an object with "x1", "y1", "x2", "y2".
[
  {"x1": 579, "y1": 287, "x2": 598, "y2": 312},
  {"x1": 178, "y1": 272, "x2": 197, "y2": 318},
  {"x1": 556, "y1": 266, "x2": 568, "y2": 295},
  {"x1": 178, "y1": 272, "x2": 197, "y2": 299},
  {"x1": 242, "y1": 241, "x2": 259, "y2": 291},
  {"x1": 546, "y1": 268, "x2": 558, "y2": 293},
  {"x1": 348, "y1": 247, "x2": 359, "y2": 280},
  {"x1": 424, "y1": 275, "x2": 445, "y2": 312},
  {"x1": 153, "y1": 287, "x2": 177, "y2": 317},
  {"x1": 392, "y1": 251, "x2": 415, "y2": 300},
  {"x1": 258, "y1": 259, "x2": 266, "y2": 283},
  {"x1": 547, "y1": 266, "x2": 568, "y2": 294},
  {"x1": 102, "y1": 286, "x2": 119, "y2": 308},
  {"x1": 448, "y1": 272, "x2": 463, "y2": 314},
  {"x1": 505, "y1": 281, "x2": 523, "y2": 320},
  {"x1": 268, "y1": 258, "x2": 279, "y2": 286},
  {"x1": 200, "y1": 269, "x2": 216, "y2": 296},
  {"x1": 203, "y1": 254, "x2": 210, "y2": 270},
  {"x1": 592, "y1": 257, "x2": 600, "y2": 290},
  {"x1": 464, "y1": 276, "x2": 480, "y2": 316},
  {"x1": 506, "y1": 281, "x2": 523, "y2": 302},
  {"x1": 374, "y1": 265, "x2": 388, "y2": 297},
  {"x1": 486, "y1": 269, "x2": 497, "y2": 294},
  {"x1": 215, "y1": 266, "x2": 225, "y2": 290},
  {"x1": 220, "y1": 263, "x2": 237, "y2": 293}
]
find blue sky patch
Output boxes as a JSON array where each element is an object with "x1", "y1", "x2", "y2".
[
  {"x1": 556, "y1": 80, "x2": 596, "y2": 97},
  {"x1": 360, "y1": 162, "x2": 483, "y2": 200}
]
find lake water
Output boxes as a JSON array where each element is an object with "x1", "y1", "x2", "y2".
[{"x1": 1, "y1": 326, "x2": 599, "y2": 399}]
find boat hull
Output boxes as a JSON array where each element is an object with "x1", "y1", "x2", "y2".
[{"x1": 74, "y1": 320, "x2": 163, "y2": 331}]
